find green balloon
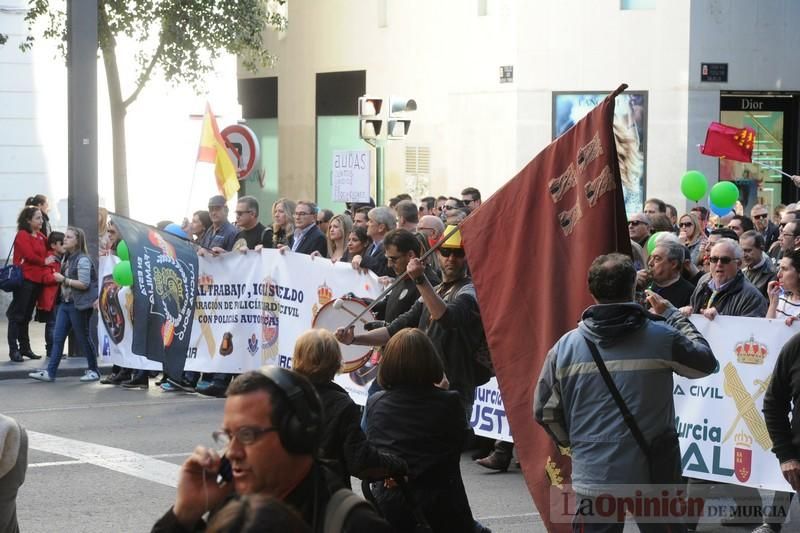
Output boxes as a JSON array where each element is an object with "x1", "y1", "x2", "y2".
[
  {"x1": 680, "y1": 170, "x2": 707, "y2": 202},
  {"x1": 647, "y1": 232, "x2": 666, "y2": 255},
  {"x1": 709, "y1": 181, "x2": 739, "y2": 209},
  {"x1": 112, "y1": 260, "x2": 133, "y2": 287},
  {"x1": 116, "y1": 240, "x2": 130, "y2": 261}
]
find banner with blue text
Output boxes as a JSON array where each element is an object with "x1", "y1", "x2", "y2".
[{"x1": 469, "y1": 315, "x2": 795, "y2": 491}]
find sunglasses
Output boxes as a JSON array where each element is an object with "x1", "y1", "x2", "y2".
[
  {"x1": 439, "y1": 248, "x2": 465, "y2": 258},
  {"x1": 753, "y1": 213, "x2": 768, "y2": 220},
  {"x1": 708, "y1": 256, "x2": 735, "y2": 264},
  {"x1": 628, "y1": 220, "x2": 647, "y2": 227},
  {"x1": 678, "y1": 222, "x2": 694, "y2": 228}
]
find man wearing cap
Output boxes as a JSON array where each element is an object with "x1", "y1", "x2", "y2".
[
  {"x1": 337, "y1": 225, "x2": 486, "y2": 415},
  {"x1": 199, "y1": 195, "x2": 239, "y2": 255},
  {"x1": 0, "y1": 414, "x2": 27, "y2": 533}
]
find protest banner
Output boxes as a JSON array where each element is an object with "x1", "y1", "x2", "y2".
[
  {"x1": 675, "y1": 315, "x2": 794, "y2": 492},
  {"x1": 466, "y1": 315, "x2": 796, "y2": 492},
  {"x1": 98, "y1": 250, "x2": 384, "y2": 398}
]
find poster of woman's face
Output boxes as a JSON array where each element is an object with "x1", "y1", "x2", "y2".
[{"x1": 553, "y1": 92, "x2": 647, "y2": 215}]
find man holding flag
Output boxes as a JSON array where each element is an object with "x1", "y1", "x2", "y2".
[{"x1": 458, "y1": 86, "x2": 637, "y2": 531}]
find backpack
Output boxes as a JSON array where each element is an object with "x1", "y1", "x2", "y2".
[{"x1": 323, "y1": 488, "x2": 375, "y2": 533}]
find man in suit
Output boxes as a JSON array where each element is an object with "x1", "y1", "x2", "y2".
[
  {"x1": 752, "y1": 203, "x2": 780, "y2": 250},
  {"x1": 352, "y1": 207, "x2": 396, "y2": 277},
  {"x1": 288, "y1": 201, "x2": 327, "y2": 256}
]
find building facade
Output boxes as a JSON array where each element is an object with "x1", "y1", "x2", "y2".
[{"x1": 243, "y1": 0, "x2": 800, "y2": 215}]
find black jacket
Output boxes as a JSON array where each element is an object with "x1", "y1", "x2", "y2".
[
  {"x1": 151, "y1": 463, "x2": 390, "y2": 533},
  {"x1": 360, "y1": 242, "x2": 392, "y2": 278},
  {"x1": 372, "y1": 267, "x2": 441, "y2": 323},
  {"x1": 386, "y1": 277, "x2": 483, "y2": 402},
  {"x1": 690, "y1": 271, "x2": 768, "y2": 317},
  {"x1": 314, "y1": 381, "x2": 406, "y2": 488},
  {"x1": 743, "y1": 258, "x2": 776, "y2": 299},
  {"x1": 289, "y1": 225, "x2": 328, "y2": 257},
  {"x1": 764, "y1": 332, "x2": 800, "y2": 464},
  {"x1": 764, "y1": 221, "x2": 780, "y2": 250},
  {"x1": 366, "y1": 386, "x2": 475, "y2": 532}
]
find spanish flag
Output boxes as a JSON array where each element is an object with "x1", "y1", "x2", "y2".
[{"x1": 197, "y1": 103, "x2": 239, "y2": 200}]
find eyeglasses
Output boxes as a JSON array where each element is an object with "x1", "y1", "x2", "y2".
[
  {"x1": 294, "y1": 212, "x2": 313, "y2": 217},
  {"x1": 753, "y1": 213, "x2": 768, "y2": 220},
  {"x1": 782, "y1": 232, "x2": 796, "y2": 238},
  {"x1": 235, "y1": 210, "x2": 252, "y2": 217},
  {"x1": 708, "y1": 256, "x2": 735, "y2": 265},
  {"x1": 628, "y1": 220, "x2": 647, "y2": 227},
  {"x1": 678, "y1": 222, "x2": 693, "y2": 228},
  {"x1": 212, "y1": 426, "x2": 279, "y2": 447},
  {"x1": 439, "y1": 248, "x2": 465, "y2": 258}
]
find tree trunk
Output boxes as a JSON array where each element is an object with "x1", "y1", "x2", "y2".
[{"x1": 100, "y1": 34, "x2": 129, "y2": 216}]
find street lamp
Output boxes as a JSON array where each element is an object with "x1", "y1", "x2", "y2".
[{"x1": 358, "y1": 95, "x2": 416, "y2": 205}]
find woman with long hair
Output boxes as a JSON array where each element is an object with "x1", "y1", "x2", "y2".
[
  {"x1": 190, "y1": 210, "x2": 212, "y2": 242},
  {"x1": 345, "y1": 226, "x2": 371, "y2": 262},
  {"x1": 365, "y1": 328, "x2": 484, "y2": 533},
  {"x1": 25, "y1": 194, "x2": 51, "y2": 236},
  {"x1": 270, "y1": 198, "x2": 296, "y2": 248},
  {"x1": 678, "y1": 212, "x2": 705, "y2": 265},
  {"x1": 292, "y1": 329, "x2": 406, "y2": 488},
  {"x1": 28, "y1": 227, "x2": 100, "y2": 382},
  {"x1": 326, "y1": 214, "x2": 353, "y2": 262},
  {"x1": 7, "y1": 206, "x2": 50, "y2": 362},
  {"x1": 767, "y1": 249, "x2": 800, "y2": 325}
]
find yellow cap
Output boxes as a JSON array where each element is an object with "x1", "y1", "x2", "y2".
[{"x1": 441, "y1": 225, "x2": 463, "y2": 249}]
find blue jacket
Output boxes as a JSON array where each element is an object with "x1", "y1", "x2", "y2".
[{"x1": 533, "y1": 303, "x2": 718, "y2": 493}]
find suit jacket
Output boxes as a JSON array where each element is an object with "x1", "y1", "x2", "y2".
[
  {"x1": 361, "y1": 242, "x2": 392, "y2": 277},
  {"x1": 289, "y1": 225, "x2": 328, "y2": 257},
  {"x1": 764, "y1": 221, "x2": 780, "y2": 250}
]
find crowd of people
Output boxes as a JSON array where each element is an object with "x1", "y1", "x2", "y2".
[{"x1": 9, "y1": 186, "x2": 800, "y2": 532}]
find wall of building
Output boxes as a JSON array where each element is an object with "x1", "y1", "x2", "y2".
[
  {"x1": 254, "y1": 0, "x2": 696, "y2": 212},
  {"x1": 686, "y1": 0, "x2": 800, "y2": 212}
]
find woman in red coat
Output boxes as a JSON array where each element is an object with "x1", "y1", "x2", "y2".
[{"x1": 6, "y1": 206, "x2": 51, "y2": 362}]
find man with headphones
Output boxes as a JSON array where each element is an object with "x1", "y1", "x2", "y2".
[{"x1": 152, "y1": 367, "x2": 390, "y2": 532}]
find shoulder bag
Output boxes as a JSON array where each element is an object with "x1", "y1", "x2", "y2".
[
  {"x1": 0, "y1": 237, "x2": 22, "y2": 292},
  {"x1": 582, "y1": 336, "x2": 682, "y2": 485}
]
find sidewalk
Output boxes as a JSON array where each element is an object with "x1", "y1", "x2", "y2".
[{"x1": 0, "y1": 318, "x2": 113, "y2": 380}]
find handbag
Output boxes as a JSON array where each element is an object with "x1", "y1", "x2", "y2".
[
  {"x1": 583, "y1": 336, "x2": 682, "y2": 485},
  {"x1": 0, "y1": 238, "x2": 22, "y2": 292}
]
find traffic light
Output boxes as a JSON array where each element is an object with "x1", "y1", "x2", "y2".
[
  {"x1": 387, "y1": 119, "x2": 411, "y2": 139},
  {"x1": 358, "y1": 96, "x2": 384, "y2": 140},
  {"x1": 389, "y1": 97, "x2": 417, "y2": 115}
]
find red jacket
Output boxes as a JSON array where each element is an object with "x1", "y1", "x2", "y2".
[
  {"x1": 12, "y1": 230, "x2": 48, "y2": 283},
  {"x1": 37, "y1": 250, "x2": 62, "y2": 312}
]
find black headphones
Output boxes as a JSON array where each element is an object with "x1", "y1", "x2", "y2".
[{"x1": 259, "y1": 367, "x2": 323, "y2": 455}]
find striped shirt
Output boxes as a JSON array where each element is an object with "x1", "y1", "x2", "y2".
[{"x1": 776, "y1": 295, "x2": 800, "y2": 319}]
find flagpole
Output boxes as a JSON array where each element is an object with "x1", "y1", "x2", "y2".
[
  {"x1": 755, "y1": 162, "x2": 793, "y2": 179},
  {"x1": 185, "y1": 104, "x2": 209, "y2": 221}
]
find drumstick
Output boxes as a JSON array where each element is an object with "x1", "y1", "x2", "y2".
[
  {"x1": 342, "y1": 222, "x2": 465, "y2": 330},
  {"x1": 333, "y1": 299, "x2": 371, "y2": 325}
]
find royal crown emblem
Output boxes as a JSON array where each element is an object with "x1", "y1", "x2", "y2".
[
  {"x1": 734, "y1": 335, "x2": 767, "y2": 365},
  {"x1": 317, "y1": 282, "x2": 333, "y2": 306}
]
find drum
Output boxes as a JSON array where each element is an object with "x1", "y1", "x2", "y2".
[{"x1": 312, "y1": 297, "x2": 374, "y2": 373}]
